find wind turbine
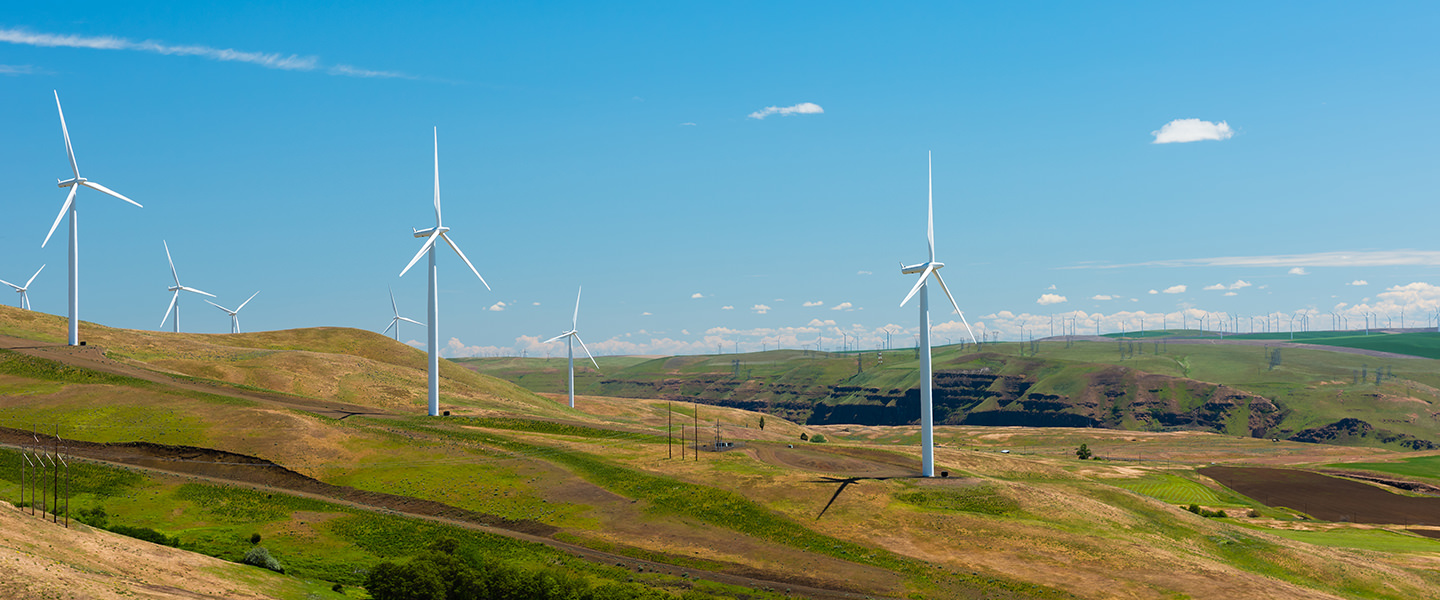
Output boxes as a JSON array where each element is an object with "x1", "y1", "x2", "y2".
[
  {"x1": 42, "y1": 91, "x2": 143, "y2": 346},
  {"x1": 383, "y1": 286, "x2": 425, "y2": 341},
  {"x1": 204, "y1": 291, "x2": 260, "y2": 334},
  {"x1": 0, "y1": 265, "x2": 45, "y2": 310},
  {"x1": 898, "y1": 152, "x2": 976, "y2": 478},
  {"x1": 159, "y1": 241, "x2": 214, "y2": 332},
  {"x1": 398, "y1": 128, "x2": 489, "y2": 417},
  {"x1": 544, "y1": 286, "x2": 599, "y2": 409}
]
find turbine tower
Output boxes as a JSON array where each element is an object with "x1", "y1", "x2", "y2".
[
  {"x1": 383, "y1": 286, "x2": 425, "y2": 341},
  {"x1": 544, "y1": 286, "x2": 599, "y2": 409},
  {"x1": 159, "y1": 241, "x2": 214, "y2": 332},
  {"x1": 0, "y1": 265, "x2": 45, "y2": 310},
  {"x1": 898, "y1": 152, "x2": 976, "y2": 478},
  {"x1": 42, "y1": 91, "x2": 143, "y2": 346},
  {"x1": 205, "y1": 291, "x2": 260, "y2": 334},
  {"x1": 399, "y1": 128, "x2": 489, "y2": 417}
]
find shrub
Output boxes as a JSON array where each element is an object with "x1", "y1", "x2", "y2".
[
  {"x1": 249, "y1": 532, "x2": 262, "y2": 544},
  {"x1": 809, "y1": 434, "x2": 827, "y2": 443},
  {"x1": 109, "y1": 524, "x2": 180, "y2": 548},
  {"x1": 242, "y1": 546, "x2": 285, "y2": 574},
  {"x1": 799, "y1": 432, "x2": 809, "y2": 441},
  {"x1": 1075, "y1": 443, "x2": 1092, "y2": 460}
]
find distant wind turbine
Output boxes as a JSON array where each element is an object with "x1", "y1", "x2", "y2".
[
  {"x1": 383, "y1": 286, "x2": 425, "y2": 341},
  {"x1": 205, "y1": 291, "x2": 260, "y2": 334},
  {"x1": 898, "y1": 152, "x2": 976, "y2": 478},
  {"x1": 544, "y1": 286, "x2": 600, "y2": 409},
  {"x1": 43, "y1": 91, "x2": 143, "y2": 346},
  {"x1": 398, "y1": 128, "x2": 490, "y2": 417},
  {"x1": 159, "y1": 241, "x2": 214, "y2": 332},
  {"x1": 0, "y1": 265, "x2": 45, "y2": 310}
]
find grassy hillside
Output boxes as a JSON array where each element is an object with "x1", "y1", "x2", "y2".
[
  {"x1": 6, "y1": 307, "x2": 1440, "y2": 598},
  {"x1": 462, "y1": 335, "x2": 1440, "y2": 451}
]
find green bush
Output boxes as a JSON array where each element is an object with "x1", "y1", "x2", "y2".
[
  {"x1": 808, "y1": 433, "x2": 827, "y2": 443},
  {"x1": 242, "y1": 546, "x2": 285, "y2": 574},
  {"x1": 109, "y1": 524, "x2": 180, "y2": 548}
]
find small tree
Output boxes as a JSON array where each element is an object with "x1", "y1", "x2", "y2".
[
  {"x1": 799, "y1": 432, "x2": 809, "y2": 441},
  {"x1": 1075, "y1": 443, "x2": 1092, "y2": 460},
  {"x1": 809, "y1": 433, "x2": 827, "y2": 443},
  {"x1": 758, "y1": 416, "x2": 766, "y2": 431},
  {"x1": 241, "y1": 546, "x2": 285, "y2": 574}
]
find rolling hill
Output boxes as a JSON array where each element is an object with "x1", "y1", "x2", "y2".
[{"x1": 4, "y1": 305, "x2": 1440, "y2": 599}]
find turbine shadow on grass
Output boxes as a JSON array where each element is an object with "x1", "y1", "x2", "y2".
[{"x1": 812, "y1": 475, "x2": 918, "y2": 520}]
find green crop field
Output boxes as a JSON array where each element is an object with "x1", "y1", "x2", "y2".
[
  {"x1": 1112, "y1": 473, "x2": 1226, "y2": 505},
  {"x1": 1329, "y1": 455, "x2": 1440, "y2": 482}
]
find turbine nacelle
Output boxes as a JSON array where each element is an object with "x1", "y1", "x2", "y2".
[
  {"x1": 412, "y1": 226, "x2": 448, "y2": 238},
  {"x1": 900, "y1": 261, "x2": 943, "y2": 275},
  {"x1": 57, "y1": 177, "x2": 86, "y2": 188}
]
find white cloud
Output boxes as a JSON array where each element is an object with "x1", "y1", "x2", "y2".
[
  {"x1": 751, "y1": 304, "x2": 771, "y2": 314},
  {"x1": 807, "y1": 319, "x2": 836, "y2": 327},
  {"x1": 1071, "y1": 250, "x2": 1440, "y2": 270},
  {"x1": 721, "y1": 305, "x2": 734, "y2": 310},
  {"x1": 532, "y1": 301, "x2": 540, "y2": 306},
  {"x1": 1224, "y1": 292, "x2": 1238, "y2": 297},
  {"x1": 1037, "y1": 293, "x2": 1067, "y2": 305},
  {"x1": 1151, "y1": 118, "x2": 1235, "y2": 144},
  {"x1": 1348, "y1": 280, "x2": 1368, "y2": 286},
  {"x1": 1229, "y1": 280, "x2": 1252, "y2": 290},
  {"x1": 857, "y1": 270, "x2": 872, "y2": 275},
  {"x1": 1289, "y1": 267, "x2": 1309, "y2": 275},
  {"x1": 747, "y1": 102, "x2": 824, "y2": 120},
  {"x1": 0, "y1": 27, "x2": 412, "y2": 78},
  {"x1": 691, "y1": 293, "x2": 704, "y2": 299},
  {"x1": 831, "y1": 302, "x2": 854, "y2": 311},
  {"x1": 487, "y1": 301, "x2": 506, "y2": 312},
  {"x1": 1148, "y1": 290, "x2": 1159, "y2": 295},
  {"x1": 0, "y1": 64, "x2": 38, "y2": 75},
  {"x1": 803, "y1": 300, "x2": 824, "y2": 307},
  {"x1": 1047, "y1": 284, "x2": 1057, "y2": 290},
  {"x1": 1204, "y1": 283, "x2": 1226, "y2": 291},
  {"x1": 1092, "y1": 295, "x2": 1114, "y2": 301},
  {"x1": 1162, "y1": 285, "x2": 1187, "y2": 294},
  {"x1": 641, "y1": 311, "x2": 652, "y2": 316},
  {"x1": 681, "y1": 122, "x2": 696, "y2": 126}
]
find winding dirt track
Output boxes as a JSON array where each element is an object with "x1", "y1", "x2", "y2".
[{"x1": 0, "y1": 337, "x2": 889, "y2": 599}]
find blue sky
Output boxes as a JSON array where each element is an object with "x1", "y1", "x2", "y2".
[{"x1": 3, "y1": 2, "x2": 1440, "y2": 356}]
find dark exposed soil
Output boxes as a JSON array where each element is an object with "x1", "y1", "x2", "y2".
[{"x1": 1201, "y1": 466, "x2": 1440, "y2": 525}]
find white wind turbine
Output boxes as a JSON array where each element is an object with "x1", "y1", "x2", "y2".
[
  {"x1": 544, "y1": 286, "x2": 600, "y2": 409},
  {"x1": 0, "y1": 265, "x2": 45, "y2": 310},
  {"x1": 898, "y1": 152, "x2": 976, "y2": 478},
  {"x1": 159, "y1": 241, "x2": 215, "y2": 332},
  {"x1": 383, "y1": 286, "x2": 425, "y2": 341},
  {"x1": 399, "y1": 128, "x2": 490, "y2": 417},
  {"x1": 43, "y1": 91, "x2": 143, "y2": 346},
  {"x1": 205, "y1": 291, "x2": 260, "y2": 334}
]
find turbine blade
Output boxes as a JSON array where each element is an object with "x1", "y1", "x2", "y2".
[
  {"x1": 899, "y1": 264, "x2": 935, "y2": 307},
  {"x1": 25, "y1": 264, "x2": 45, "y2": 288},
  {"x1": 0, "y1": 278, "x2": 19, "y2": 291},
  {"x1": 398, "y1": 234, "x2": 439, "y2": 277},
  {"x1": 236, "y1": 290, "x2": 260, "y2": 312},
  {"x1": 203, "y1": 299, "x2": 230, "y2": 312},
  {"x1": 399, "y1": 317, "x2": 425, "y2": 326},
  {"x1": 439, "y1": 233, "x2": 489, "y2": 290},
  {"x1": 55, "y1": 91, "x2": 79, "y2": 180},
  {"x1": 574, "y1": 334, "x2": 600, "y2": 370},
  {"x1": 181, "y1": 286, "x2": 216, "y2": 298},
  {"x1": 384, "y1": 318, "x2": 398, "y2": 335},
  {"x1": 389, "y1": 286, "x2": 400, "y2": 316},
  {"x1": 160, "y1": 291, "x2": 178, "y2": 328},
  {"x1": 927, "y1": 151, "x2": 935, "y2": 262},
  {"x1": 932, "y1": 271, "x2": 977, "y2": 344},
  {"x1": 543, "y1": 332, "x2": 569, "y2": 344},
  {"x1": 164, "y1": 240, "x2": 179, "y2": 285},
  {"x1": 79, "y1": 180, "x2": 142, "y2": 208},
  {"x1": 573, "y1": 286, "x2": 582, "y2": 329},
  {"x1": 433, "y1": 127, "x2": 442, "y2": 226},
  {"x1": 42, "y1": 186, "x2": 77, "y2": 248}
]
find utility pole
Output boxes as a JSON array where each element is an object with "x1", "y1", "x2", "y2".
[
  {"x1": 693, "y1": 401, "x2": 699, "y2": 461},
  {"x1": 668, "y1": 402, "x2": 672, "y2": 459}
]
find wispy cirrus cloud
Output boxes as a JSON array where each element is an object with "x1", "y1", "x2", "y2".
[
  {"x1": 1151, "y1": 118, "x2": 1234, "y2": 144},
  {"x1": 0, "y1": 27, "x2": 415, "y2": 79},
  {"x1": 1068, "y1": 250, "x2": 1440, "y2": 270},
  {"x1": 748, "y1": 102, "x2": 824, "y2": 120},
  {"x1": 0, "y1": 64, "x2": 40, "y2": 75}
]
